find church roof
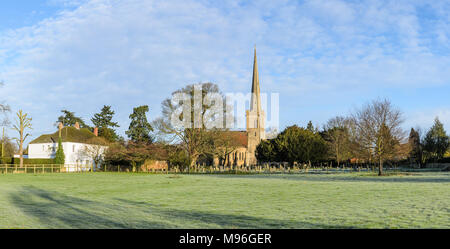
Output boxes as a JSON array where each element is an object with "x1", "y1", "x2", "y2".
[
  {"x1": 29, "y1": 126, "x2": 107, "y2": 145},
  {"x1": 220, "y1": 131, "x2": 248, "y2": 148},
  {"x1": 250, "y1": 47, "x2": 262, "y2": 114}
]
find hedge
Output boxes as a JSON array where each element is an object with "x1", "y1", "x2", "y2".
[
  {"x1": 437, "y1": 157, "x2": 450, "y2": 163},
  {"x1": 0, "y1": 157, "x2": 12, "y2": 164},
  {"x1": 10, "y1": 158, "x2": 56, "y2": 165}
]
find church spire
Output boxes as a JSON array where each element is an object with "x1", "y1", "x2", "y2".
[{"x1": 250, "y1": 46, "x2": 261, "y2": 113}]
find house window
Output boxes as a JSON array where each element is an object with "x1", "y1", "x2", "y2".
[{"x1": 73, "y1": 145, "x2": 75, "y2": 152}]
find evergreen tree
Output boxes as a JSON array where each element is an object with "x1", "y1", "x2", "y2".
[
  {"x1": 54, "y1": 137, "x2": 65, "y2": 165},
  {"x1": 255, "y1": 139, "x2": 276, "y2": 162},
  {"x1": 57, "y1": 110, "x2": 89, "y2": 128},
  {"x1": 408, "y1": 128, "x2": 423, "y2": 167},
  {"x1": 126, "y1": 105, "x2": 154, "y2": 143},
  {"x1": 306, "y1": 121, "x2": 315, "y2": 132},
  {"x1": 91, "y1": 105, "x2": 120, "y2": 142},
  {"x1": 256, "y1": 125, "x2": 327, "y2": 165},
  {"x1": 423, "y1": 117, "x2": 449, "y2": 162}
]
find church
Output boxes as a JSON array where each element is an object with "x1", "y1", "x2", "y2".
[{"x1": 212, "y1": 48, "x2": 266, "y2": 167}]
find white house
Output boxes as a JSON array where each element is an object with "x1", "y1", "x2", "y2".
[{"x1": 28, "y1": 123, "x2": 109, "y2": 171}]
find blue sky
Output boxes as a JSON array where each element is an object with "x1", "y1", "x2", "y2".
[{"x1": 0, "y1": 0, "x2": 449, "y2": 143}]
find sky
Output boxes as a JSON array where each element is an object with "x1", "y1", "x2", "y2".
[{"x1": 0, "y1": 0, "x2": 449, "y2": 143}]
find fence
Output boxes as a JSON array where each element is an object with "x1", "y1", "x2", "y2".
[
  {"x1": 0, "y1": 163, "x2": 404, "y2": 175},
  {"x1": 165, "y1": 164, "x2": 396, "y2": 174},
  {"x1": 104, "y1": 163, "x2": 403, "y2": 174},
  {"x1": 0, "y1": 164, "x2": 94, "y2": 174}
]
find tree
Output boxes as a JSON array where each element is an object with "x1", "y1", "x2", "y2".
[
  {"x1": 0, "y1": 134, "x2": 16, "y2": 160},
  {"x1": 91, "y1": 105, "x2": 120, "y2": 142},
  {"x1": 80, "y1": 137, "x2": 109, "y2": 171},
  {"x1": 0, "y1": 82, "x2": 11, "y2": 159},
  {"x1": 57, "y1": 110, "x2": 89, "y2": 128},
  {"x1": 167, "y1": 145, "x2": 190, "y2": 170},
  {"x1": 12, "y1": 110, "x2": 32, "y2": 168},
  {"x1": 408, "y1": 128, "x2": 423, "y2": 167},
  {"x1": 54, "y1": 137, "x2": 65, "y2": 165},
  {"x1": 352, "y1": 99, "x2": 405, "y2": 176},
  {"x1": 153, "y1": 83, "x2": 231, "y2": 169},
  {"x1": 323, "y1": 116, "x2": 352, "y2": 166},
  {"x1": 126, "y1": 105, "x2": 154, "y2": 144},
  {"x1": 276, "y1": 125, "x2": 327, "y2": 165},
  {"x1": 256, "y1": 125, "x2": 327, "y2": 166},
  {"x1": 213, "y1": 132, "x2": 238, "y2": 166},
  {"x1": 0, "y1": 81, "x2": 10, "y2": 118},
  {"x1": 255, "y1": 139, "x2": 276, "y2": 162},
  {"x1": 423, "y1": 117, "x2": 449, "y2": 162},
  {"x1": 104, "y1": 141, "x2": 168, "y2": 172},
  {"x1": 306, "y1": 121, "x2": 315, "y2": 133}
]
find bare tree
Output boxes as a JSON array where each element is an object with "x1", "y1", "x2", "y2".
[
  {"x1": 12, "y1": 110, "x2": 32, "y2": 167},
  {"x1": 213, "y1": 133, "x2": 238, "y2": 166},
  {"x1": 79, "y1": 138, "x2": 109, "y2": 171},
  {"x1": 352, "y1": 99, "x2": 405, "y2": 175},
  {"x1": 153, "y1": 83, "x2": 232, "y2": 170},
  {"x1": 323, "y1": 116, "x2": 353, "y2": 166},
  {"x1": 0, "y1": 81, "x2": 11, "y2": 133},
  {"x1": 0, "y1": 82, "x2": 11, "y2": 160}
]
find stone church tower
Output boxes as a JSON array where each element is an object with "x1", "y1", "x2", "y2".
[{"x1": 246, "y1": 47, "x2": 265, "y2": 166}]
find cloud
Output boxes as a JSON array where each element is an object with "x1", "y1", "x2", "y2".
[
  {"x1": 406, "y1": 108, "x2": 450, "y2": 132},
  {"x1": 0, "y1": 0, "x2": 449, "y2": 141}
]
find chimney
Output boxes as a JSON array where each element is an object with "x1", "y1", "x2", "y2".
[
  {"x1": 74, "y1": 122, "x2": 80, "y2": 130},
  {"x1": 94, "y1": 127, "x2": 98, "y2": 137}
]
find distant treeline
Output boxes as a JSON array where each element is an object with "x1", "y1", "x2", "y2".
[{"x1": 257, "y1": 100, "x2": 450, "y2": 173}]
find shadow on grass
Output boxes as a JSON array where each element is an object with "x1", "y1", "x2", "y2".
[
  {"x1": 9, "y1": 186, "x2": 167, "y2": 228},
  {"x1": 113, "y1": 198, "x2": 354, "y2": 229},
  {"x1": 9, "y1": 186, "x2": 352, "y2": 229},
  {"x1": 207, "y1": 172, "x2": 450, "y2": 183}
]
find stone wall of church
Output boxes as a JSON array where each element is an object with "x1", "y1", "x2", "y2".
[{"x1": 213, "y1": 147, "x2": 248, "y2": 167}]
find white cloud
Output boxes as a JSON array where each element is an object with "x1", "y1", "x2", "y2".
[
  {"x1": 0, "y1": 0, "x2": 449, "y2": 141},
  {"x1": 406, "y1": 108, "x2": 450, "y2": 133}
]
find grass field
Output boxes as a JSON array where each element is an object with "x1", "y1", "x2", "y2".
[{"x1": 0, "y1": 172, "x2": 448, "y2": 229}]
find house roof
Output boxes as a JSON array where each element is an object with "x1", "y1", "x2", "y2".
[{"x1": 29, "y1": 126, "x2": 108, "y2": 145}]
